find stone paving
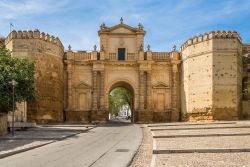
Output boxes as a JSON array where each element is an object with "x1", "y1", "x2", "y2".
[
  {"x1": 130, "y1": 125, "x2": 153, "y2": 167},
  {"x1": 156, "y1": 153, "x2": 250, "y2": 167},
  {"x1": 153, "y1": 128, "x2": 250, "y2": 137},
  {"x1": 149, "y1": 121, "x2": 250, "y2": 167}
]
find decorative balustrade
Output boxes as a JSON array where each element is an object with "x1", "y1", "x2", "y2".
[
  {"x1": 74, "y1": 51, "x2": 92, "y2": 61},
  {"x1": 109, "y1": 53, "x2": 117, "y2": 60},
  {"x1": 152, "y1": 52, "x2": 170, "y2": 61},
  {"x1": 67, "y1": 51, "x2": 138, "y2": 61},
  {"x1": 127, "y1": 53, "x2": 136, "y2": 61}
]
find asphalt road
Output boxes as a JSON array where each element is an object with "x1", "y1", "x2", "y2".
[{"x1": 0, "y1": 121, "x2": 143, "y2": 167}]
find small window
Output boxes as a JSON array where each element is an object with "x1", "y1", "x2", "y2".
[{"x1": 118, "y1": 48, "x2": 125, "y2": 60}]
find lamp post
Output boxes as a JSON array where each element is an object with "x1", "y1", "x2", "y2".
[{"x1": 9, "y1": 80, "x2": 18, "y2": 136}]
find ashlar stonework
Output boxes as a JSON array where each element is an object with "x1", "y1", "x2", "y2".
[{"x1": 3, "y1": 20, "x2": 250, "y2": 123}]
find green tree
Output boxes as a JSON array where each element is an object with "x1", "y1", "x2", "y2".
[
  {"x1": 0, "y1": 45, "x2": 35, "y2": 113},
  {"x1": 109, "y1": 87, "x2": 131, "y2": 115}
]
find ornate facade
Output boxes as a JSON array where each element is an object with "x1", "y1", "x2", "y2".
[{"x1": 3, "y1": 19, "x2": 250, "y2": 123}]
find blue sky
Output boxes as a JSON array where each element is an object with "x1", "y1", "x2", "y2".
[{"x1": 0, "y1": 0, "x2": 250, "y2": 51}]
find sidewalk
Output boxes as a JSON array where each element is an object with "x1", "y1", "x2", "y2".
[{"x1": 0, "y1": 125, "x2": 95, "y2": 159}]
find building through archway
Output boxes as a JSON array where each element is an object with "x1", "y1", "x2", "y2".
[{"x1": 108, "y1": 82, "x2": 135, "y2": 123}]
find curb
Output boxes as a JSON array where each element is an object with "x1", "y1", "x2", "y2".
[
  {"x1": 150, "y1": 125, "x2": 250, "y2": 131},
  {"x1": 148, "y1": 122, "x2": 236, "y2": 127},
  {"x1": 153, "y1": 148, "x2": 250, "y2": 154},
  {"x1": 0, "y1": 141, "x2": 55, "y2": 159},
  {"x1": 153, "y1": 133, "x2": 250, "y2": 138},
  {"x1": 0, "y1": 127, "x2": 94, "y2": 140},
  {"x1": 0, "y1": 127, "x2": 95, "y2": 159}
]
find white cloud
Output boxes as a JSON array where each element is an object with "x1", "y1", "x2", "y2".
[
  {"x1": 0, "y1": 0, "x2": 69, "y2": 19},
  {"x1": 0, "y1": 0, "x2": 249, "y2": 51}
]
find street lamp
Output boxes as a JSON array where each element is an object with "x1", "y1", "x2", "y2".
[{"x1": 9, "y1": 79, "x2": 18, "y2": 136}]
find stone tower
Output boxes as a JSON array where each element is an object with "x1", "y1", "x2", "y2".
[
  {"x1": 5, "y1": 30, "x2": 64, "y2": 123},
  {"x1": 181, "y1": 31, "x2": 242, "y2": 121}
]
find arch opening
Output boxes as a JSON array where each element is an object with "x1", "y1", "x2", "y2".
[{"x1": 108, "y1": 81, "x2": 135, "y2": 123}]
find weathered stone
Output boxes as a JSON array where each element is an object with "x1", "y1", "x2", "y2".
[{"x1": 3, "y1": 21, "x2": 250, "y2": 123}]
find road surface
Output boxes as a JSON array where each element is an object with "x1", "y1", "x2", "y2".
[{"x1": 0, "y1": 121, "x2": 142, "y2": 167}]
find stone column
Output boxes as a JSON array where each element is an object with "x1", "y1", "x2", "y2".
[
  {"x1": 147, "y1": 71, "x2": 152, "y2": 109},
  {"x1": 100, "y1": 70, "x2": 105, "y2": 109},
  {"x1": 171, "y1": 64, "x2": 180, "y2": 121},
  {"x1": 67, "y1": 63, "x2": 73, "y2": 110},
  {"x1": 139, "y1": 71, "x2": 145, "y2": 110},
  {"x1": 92, "y1": 71, "x2": 98, "y2": 110}
]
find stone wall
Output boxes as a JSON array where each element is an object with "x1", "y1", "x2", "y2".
[
  {"x1": 181, "y1": 31, "x2": 242, "y2": 121},
  {"x1": 242, "y1": 101, "x2": 250, "y2": 119},
  {"x1": 0, "y1": 113, "x2": 8, "y2": 135},
  {"x1": 65, "y1": 50, "x2": 180, "y2": 123},
  {"x1": 5, "y1": 30, "x2": 64, "y2": 123},
  {"x1": 4, "y1": 22, "x2": 247, "y2": 123},
  {"x1": 212, "y1": 37, "x2": 242, "y2": 120}
]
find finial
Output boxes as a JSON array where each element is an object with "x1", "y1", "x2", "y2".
[
  {"x1": 68, "y1": 45, "x2": 72, "y2": 51},
  {"x1": 173, "y1": 45, "x2": 176, "y2": 51},
  {"x1": 140, "y1": 44, "x2": 143, "y2": 51},
  {"x1": 147, "y1": 44, "x2": 150, "y2": 51},
  {"x1": 100, "y1": 23, "x2": 106, "y2": 29},
  {"x1": 120, "y1": 17, "x2": 124, "y2": 24},
  {"x1": 93, "y1": 44, "x2": 97, "y2": 51},
  {"x1": 101, "y1": 45, "x2": 104, "y2": 51},
  {"x1": 138, "y1": 23, "x2": 143, "y2": 30}
]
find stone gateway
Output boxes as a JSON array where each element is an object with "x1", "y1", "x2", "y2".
[{"x1": 3, "y1": 19, "x2": 250, "y2": 123}]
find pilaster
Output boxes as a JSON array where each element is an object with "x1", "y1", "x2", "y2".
[
  {"x1": 171, "y1": 63, "x2": 180, "y2": 121},
  {"x1": 92, "y1": 71, "x2": 98, "y2": 110},
  {"x1": 67, "y1": 62, "x2": 73, "y2": 110}
]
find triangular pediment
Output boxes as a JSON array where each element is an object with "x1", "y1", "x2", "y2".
[
  {"x1": 98, "y1": 23, "x2": 145, "y2": 36},
  {"x1": 74, "y1": 82, "x2": 91, "y2": 89},
  {"x1": 109, "y1": 24, "x2": 137, "y2": 34},
  {"x1": 152, "y1": 82, "x2": 169, "y2": 89},
  {"x1": 110, "y1": 27, "x2": 134, "y2": 33}
]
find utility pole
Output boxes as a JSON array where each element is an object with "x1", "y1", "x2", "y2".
[{"x1": 9, "y1": 80, "x2": 18, "y2": 136}]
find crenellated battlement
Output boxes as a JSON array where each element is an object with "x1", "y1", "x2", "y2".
[
  {"x1": 4, "y1": 30, "x2": 64, "y2": 49},
  {"x1": 181, "y1": 30, "x2": 241, "y2": 51}
]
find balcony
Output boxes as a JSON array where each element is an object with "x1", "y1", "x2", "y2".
[
  {"x1": 108, "y1": 53, "x2": 137, "y2": 61},
  {"x1": 152, "y1": 52, "x2": 170, "y2": 61}
]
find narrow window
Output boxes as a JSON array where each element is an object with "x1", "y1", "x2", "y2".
[{"x1": 118, "y1": 48, "x2": 125, "y2": 60}]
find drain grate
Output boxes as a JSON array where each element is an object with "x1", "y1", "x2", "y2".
[{"x1": 115, "y1": 149, "x2": 129, "y2": 152}]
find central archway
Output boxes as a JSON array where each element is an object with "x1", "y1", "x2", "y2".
[{"x1": 107, "y1": 81, "x2": 135, "y2": 123}]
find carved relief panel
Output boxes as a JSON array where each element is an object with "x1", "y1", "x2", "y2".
[
  {"x1": 73, "y1": 82, "x2": 92, "y2": 111},
  {"x1": 152, "y1": 82, "x2": 170, "y2": 112}
]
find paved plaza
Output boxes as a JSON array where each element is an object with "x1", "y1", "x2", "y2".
[{"x1": 148, "y1": 121, "x2": 250, "y2": 167}]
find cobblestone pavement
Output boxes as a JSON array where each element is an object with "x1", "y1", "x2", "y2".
[
  {"x1": 130, "y1": 125, "x2": 153, "y2": 167},
  {"x1": 149, "y1": 121, "x2": 250, "y2": 167}
]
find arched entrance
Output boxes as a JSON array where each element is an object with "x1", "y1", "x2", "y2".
[{"x1": 107, "y1": 81, "x2": 135, "y2": 123}]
